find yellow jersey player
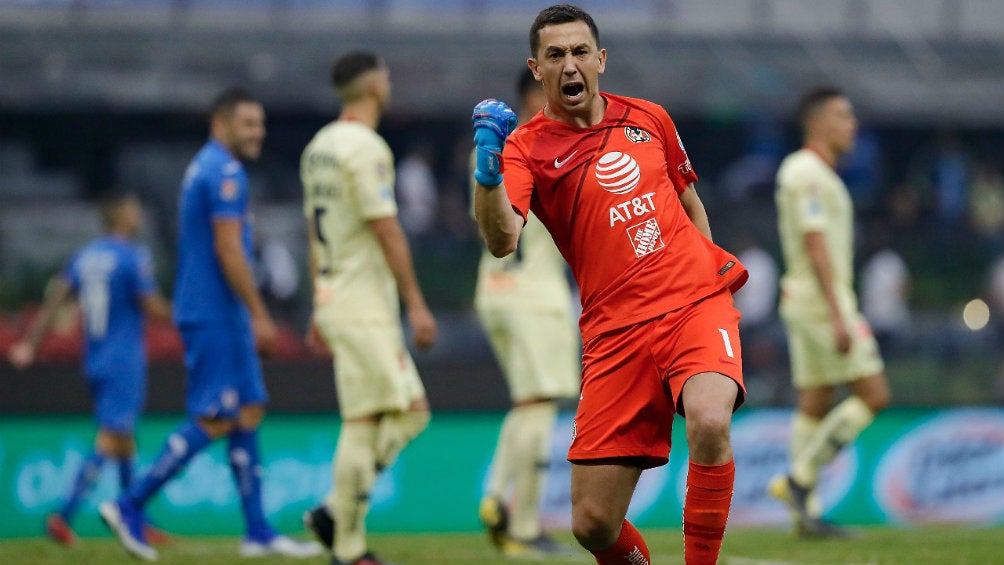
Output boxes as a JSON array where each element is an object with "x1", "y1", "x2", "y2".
[
  {"x1": 474, "y1": 68, "x2": 581, "y2": 558},
  {"x1": 300, "y1": 51, "x2": 436, "y2": 565},
  {"x1": 770, "y1": 86, "x2": 891, "y2": 538}
]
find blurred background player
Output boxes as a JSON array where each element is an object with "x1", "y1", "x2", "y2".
[
  {"x1": 472, "y1": 67, "x2": 580, "y2": 559},
  {"x1": 300, "y1": 51, "x2": 436, "y2": 565},
  {"x1": 472, "y1": 5, "x2": 748, "y2": 565},
  {"x1": 769, "y1": 86, "x2": 892, "y2": 537},
  {"x1": 99, "y1": 88, "x2": 321, "y2": 561},
  {"x1": 8, "y1": 193, "x2": 172, "y2": 547}
]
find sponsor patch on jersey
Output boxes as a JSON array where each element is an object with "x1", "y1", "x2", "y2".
[
  {"x1": 624, "y1": 126, "x2": 651, "y2": 143},
  {"x1": 678, "y1": 160, "x2": 693, "y2": 176},
  {"x1": 596, "y1": 151, "x2": 641, "y2": 195},
  {"x1": 627, "y1": 218, "x2": 665, "y2": 258},
  {"x1": 220, "y1": 178, "x2": 239, "y2": 201}
]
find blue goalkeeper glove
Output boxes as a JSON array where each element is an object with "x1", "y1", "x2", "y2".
[{"x1": 472, "y1": 98, "x2": 518, "y2": 187}]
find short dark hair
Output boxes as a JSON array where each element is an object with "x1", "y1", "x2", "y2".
[
  {"x1": 99, "y1": 191, "x2": 137, "y2": 230},
  {"x1": 798, "y1": 86, "x2": 845, "y2": 129},
  {"x1": 210, "y1": 87, "x2": 257, "y2": 120},
  {"x1": 331, "y1": 51, "x2": 383, "y2": 89},
  {"x1": 516, "y1": 66, "x2": 540, "y2": 101},
  {"x1": 529, "y1": 4, "x2": 600, "y2": 57}
]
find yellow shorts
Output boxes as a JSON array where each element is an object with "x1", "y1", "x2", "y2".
[
  {"x1": 476, "y1": 306, "x2": 581, "y2": 403},
  {"x1": 316, "y1": 318, "x2": 426, "y2": 420},
  {"x1": 781, "y1": 309, "x2": 884, "y2": 389}
]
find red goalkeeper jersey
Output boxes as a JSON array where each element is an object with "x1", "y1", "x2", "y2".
[{"x1": 502, "y1": 93, "x2": 748, "y2": 340}]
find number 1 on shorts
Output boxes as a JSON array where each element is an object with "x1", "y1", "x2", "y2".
[{"x1": 718, "y1": 328, "x2": 735, "y2": 358}]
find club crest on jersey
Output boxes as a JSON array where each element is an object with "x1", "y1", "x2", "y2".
[
  {"x1": 596, "y1": 151, "x2": 641, "y2": 195},
  {"x1": 624, "y1": 126, "x2": 652, "y2": 143},
  {"x1": 627, "y1": 218, "x2": 665, "y2": 258},
  {"x1": 220, "y1": 178, "x2": 239, "y2": 201}
]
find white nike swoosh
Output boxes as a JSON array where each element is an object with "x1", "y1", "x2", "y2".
[{"x1": 554, "y1": 150, "x2": 578, "y2": 168}]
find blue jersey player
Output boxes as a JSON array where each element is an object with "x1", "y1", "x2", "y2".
[
  {"x1": 8, "y1": 193, "x2": 172, "y2": 547},
  {"x1": 99, "y1": 88, "x2": 321, "y2": 561}
]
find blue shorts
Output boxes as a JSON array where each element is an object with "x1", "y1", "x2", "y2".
[
  {"x1": 87, "y1": 369, "x2": 145, "y2": 434},
  {"x1": 180, "y1": 322, "x2": 268, "y2": 419}
]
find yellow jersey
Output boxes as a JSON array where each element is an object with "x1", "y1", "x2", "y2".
[{"x1": 302, "y1": 120, "x2": 399, "y2": 322}]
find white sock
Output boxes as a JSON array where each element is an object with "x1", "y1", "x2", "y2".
[
  {"x1": 508, "y1": 402, "x2": 557, "y2": 541},
  {"x1": 328, "y1": 421, "x2": 378, "y2": 562},
  {"x1": 792, "y1": 396, "x2": 874, "y2": 488}
]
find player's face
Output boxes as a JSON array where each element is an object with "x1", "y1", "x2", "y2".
[
  {"x1": 818, "y1": 96, "x2": 857, "y2": 155},
  {"x1": 120, "y1": 198, "x2": 143, "y2": 238},
  {"x1": 529, "y1": 21, "x2": 606, "y2": 118},
  {"x1": 222, "y1": 101, "x2": 266, "y2": 161}
]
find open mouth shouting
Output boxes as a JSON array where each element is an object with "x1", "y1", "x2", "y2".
[{"x1": 561, "y1": 81, "x2": 586, "y2": 104}]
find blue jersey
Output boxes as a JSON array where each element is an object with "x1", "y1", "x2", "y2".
[
  {"x1": 64, "y1": 236, "x2": 157, "y2": 379},
  {"x1": 174, "y1": 139, "x2": 255, "y2": 325}
]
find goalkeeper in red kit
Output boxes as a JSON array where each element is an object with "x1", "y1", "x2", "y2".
[{"x1": 471, "y1": 5, "x2": 749, "y2": 565}]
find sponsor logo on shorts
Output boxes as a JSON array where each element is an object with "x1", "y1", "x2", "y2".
[{"x1": 222, "y1": 389, "x2": 238, "y2": 410}]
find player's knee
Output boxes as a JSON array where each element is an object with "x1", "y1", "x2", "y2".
[
  {"x1": 197, "y1": 417, "x2": 236, "y2": 439},
  {"x1": 237, "y1": 405, "x2": 266, "y2": 429},
  {"x1": 865, "y1": 381, "x2": 891, "y2": 413},
  {"x1": 571, "y1": 500, "x2": 619, "y2": 550},
  {"x1": 685, "y1": 408, "x2": 732, "y2": 463}
]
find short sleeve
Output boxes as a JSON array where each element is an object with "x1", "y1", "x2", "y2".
[
  {"x1": 654, "y1": 105, "x2": 699, "y2": 194},
  {"x1": 209, "y1": 162, "x2": 247, "y2": 221},
  {"x1": 353, "y1": 144, "x2": 397, "y2": 220},
  {"x1": 502, "y1": 142, "x2": 533, "y2": 222},
  {"x1": 787, "y1": 167, "x2": 828, "y2": 233}
]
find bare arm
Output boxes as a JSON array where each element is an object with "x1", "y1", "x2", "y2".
[
  {"x1": 804, "y1": 231, "x2": 851, "y2": 354},
  {"x1": 678, "y1": 183, "x2": 713, "y2": 241},
  {"x1": 304, "y1": 221, "x2": 330, "y2": 354},
  {"x1": 140, "y1": 292, "x2": 173, "y2": 323},
  {"x1": 8, "y1": 277, "x2": 73, "y2": 369},
  {"x1": 369, "y1": 216, "x2": 437, "y2": 350},
  {"x1": 473, "y1": 180, "x2": 523, "y2": 258},
  {"x1": 213, "y1": 218, "x2": 276, "y2": 355}
]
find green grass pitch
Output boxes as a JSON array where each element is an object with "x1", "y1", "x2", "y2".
[{"x1": 1, "y1": 526, "x2": 1002, "y2": 565}]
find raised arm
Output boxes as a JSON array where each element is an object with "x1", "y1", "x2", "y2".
[{"x1": 471, "y1": 98, "x2": 522, "y2": 257}]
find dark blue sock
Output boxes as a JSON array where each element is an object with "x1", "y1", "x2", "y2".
[
  {"x1": 125, "y1": 421, "x2": 212, "y2": 508},
  {"x1": 118, "y1": 457, "x2": 134, "y2": 491},
  {"x1": 228, "y1": 428, "x2": 272, "y2": 540},
  {"x1": 60, "y1": 451, "x2": 106, "y2": 522}
]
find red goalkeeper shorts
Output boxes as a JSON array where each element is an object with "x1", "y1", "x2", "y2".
[{"x1": 568, "y1": 289, "x2": 746, "y2": 469}]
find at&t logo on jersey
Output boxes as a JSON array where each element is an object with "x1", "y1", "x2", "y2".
[{"x1": 595, "y1": 151, "x2": 640, "y2": 195}]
